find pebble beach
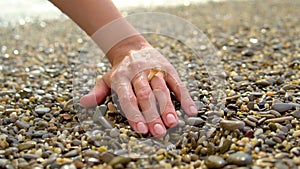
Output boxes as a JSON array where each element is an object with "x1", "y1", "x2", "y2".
[{"x1": 1, "y1": 0, "x2": 300, "y2": 168}]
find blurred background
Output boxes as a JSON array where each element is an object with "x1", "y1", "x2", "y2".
[{"x1": 0, "y1": 0, "x2": 228, "y2": 22}]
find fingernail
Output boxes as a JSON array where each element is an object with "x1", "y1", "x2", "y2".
[
  {"x1": 153, "y1": 123, "x2": 166, "y2": 136},
  {"x1": 166, "y1": 113, "x2": 177, "y2": 126},
  {"x1": 137, "y1": 122, "x2": 148, "y2": 134},
  {"x1": 189, "y1": 105, "x2": 198, "y2": 115}
]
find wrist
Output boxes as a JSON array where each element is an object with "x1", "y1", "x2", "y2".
[{"x1": 106, "y1": 35, "x2": 151, "y2": 66}]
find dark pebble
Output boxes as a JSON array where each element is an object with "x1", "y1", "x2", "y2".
[
  {"x1": 272, "y1": 103, "x2": 293, "y2": 113},
  {"x1": 23, "y1": 153, "x2": 39, "y2": 160},
  {"x1": 226, "y1": 152, "x2": 252, "y2": 166}
]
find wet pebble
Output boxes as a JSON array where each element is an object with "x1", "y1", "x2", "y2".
[
  {"x1": 220, "y1": 120, "x2": 245, "y2": 131},
  {"x1": 35, "y1": 107, "x2": 51, "y2": 115},
  {"x1": 291, "y1": 110, "x2": 300, "y2": 118},
  {"x1": 110, "y1": 128, "x2": 120, "y2": 138},
  {"x1": 272, "y1": 103, "x2": 293, "y2": 113},
  {"x1": 187, "y1": 117, "x2": 204, "y2": 126},
  {"x1": 23, "y1": 153, "x2": 39, "y2": 160},
  {"x1": 205, "y1": 155, "x2": 227, "y2": 169},
  {"x1": 17, "y1": 142, "x2": 36, "y2": 151},
  {"x1": 15, "y1": 120, "x2": 30, "y2": 129},
  {"x1": 64, "y1": 150, "x2": 79, "y2": 158},
  {"x1": 226, "y1": 152, "x2": 252, "y2": 166}
]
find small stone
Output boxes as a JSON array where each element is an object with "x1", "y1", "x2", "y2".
[
  {"x1": 110, "y1": 128, "x2": 120, "y2": 138},
  {"x1": 35, "y1": 107, "x2": 50, "y2": 115},
  {"x1": 18, "y1": 142, "x2": 36, "y2": 151},
  {"x1": 205, "y1": 155, "x2": 227, "y2": 169},
  {"x1": 220, "y1": 139, "x2": 232, "y2": 154},
  {"x1": 232, "y1": 76, "x2": 245, "y2": 82},
  {"x1": 109, "y1": 156, "x2": 131, "y2": 167},
  {"x1": 100, "y1": 152, "x2": 116, "y2": 163},
  {"x1": 241, "y1": 49, "x2": 254, "y2": 57},
  {"x1": 272, "y1": 103, "x2": 293, "y2": 113},
  {"x1": 265, "y1": 139, "x2": 276, "y2": 146},
  {"x1": 291, "y1": 110, "x2": 300, "y2": 119},
  {"x1": 220, "y1": 120, "x2": 245, "y2": 131},
  {"x1": 227, "y1": 152, "x2": 252, "y2": 166},
  {"x1": 83, "y1": 150, "x2": 100, "y2": 158},
  {"x1": 36, "y1": 120, "x2": 49, "y2": 129},
  {"x1": 187, "y1": 117, "x2": 204, "y2": 126},
  {"x1": 255, "y1": 79, "x2": 271, "y2": 86},
  {"x1": 182, "y1": 154, "x2": 191, "y2": 163},
  {"x1": 23, "y1": 153, "x2": 39, "y2": 160},
  {"x1": 64, "y1": 149, "x2": 79, "y2": 158},
  {"x1": 15, "y1": 120, "x2": 30, "y2": 129}
]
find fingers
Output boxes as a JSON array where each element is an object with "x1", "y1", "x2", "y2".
[
  {"x1": 116, "y1": 80, "x2": 149, "y2": 135},
  {"x1": 132, "y1": 72, "x2": 166, "y2": 137},
  {"x1": 166, "y1": 71, "x2": 198, "y2": 116},
  {"x1": 80, "y1": 72, "x2": 111, "y2": 108},
  {"x1": 150, "y1": 72, "x2": 178, "y2": 128}
]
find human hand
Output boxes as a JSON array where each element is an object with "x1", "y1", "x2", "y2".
[{"x1": 80, "y1": 47, "x2": 197, "y2": 137}]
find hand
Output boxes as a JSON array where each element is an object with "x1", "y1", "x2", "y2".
[{"x1": 80, "y1": 45, "x2": 197, "y2": 138}]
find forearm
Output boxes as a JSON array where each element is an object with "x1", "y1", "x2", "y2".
[{"x1": 50, "y1": 0, "x2": 150, "y2": 65}]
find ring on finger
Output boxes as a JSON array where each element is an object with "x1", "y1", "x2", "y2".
[{"x1": 147, "y1": 66, "x2": 167, "y2": 82}]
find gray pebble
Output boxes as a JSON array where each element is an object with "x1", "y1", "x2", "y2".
[
  {"x1": 265, "y1": 139, "x2": 276, "y2": 146},
  {"x1": 187, "y1": 117, "x2": 204, "y2": 126},
  {"x1": 291, "y1": 110, "x2": 300, "y2": 118},
  {"x1": 100, "y1": 152, "x2": 116, "y2": 163},
  {"x1": 272, "y1": 103, "x2": 293, "y2": 113},
  {"x1": 220, "y1": 120, "x2": 245, "y2": 131},
  {"x1": 227, "y1": 152, "x2": 252, "y2": 166},
  {"x1": 110, "y1": 128, "x2": 120, "y2": 138},
  {"x1": 64, "y1": 150, "x2": 79, "y2": 158},
  {"x1": 177, "y1": 120, "x2": 185, "y2": 128},
  {"x1": 23, "y1": 153, "x2": 39, "y2": 160},
  {"x1": 35, "y1": 107, "x2": 51, "y2": 115},
  {"x1": 15, "y1": 120, "x2": 30, "y2": 129},
  {"x1": 205, "y1": 155, "x2": 227, "y2": 169}
]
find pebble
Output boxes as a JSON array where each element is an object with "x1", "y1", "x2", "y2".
[
  {"x1": 15, "y1": 120, "x2": 30, "y2": 129},
  {"x1": 291, "y1": 110, "x2": 300, "y2": 118},
  {"x1": 187, "y1": 117, "x2": 204, "y2": 126},
  {"x1": 220, "y1": 120, "x2": 245, "y2": 131},
  {"x1": 17, "y1": 142, "x2": 36, "y2": 151},
  {"x1": 205, "y1": 155, "x2": 227, "y2": 169},
  {"x1": 272, "y1": 103, "x2": 293, "y2": 113},
  {"x1": 227, "y1": 152, "x2": 252, "y2": 166},
  {"x1": 109, "y1": 128, "x2": 120, "y2": 138},
  {"x1": 109, "y1": 156, "x2": 131, "y2": 167},
  {"x1": 35, "y1": 107, "x2": 51, "y2": 115},
  {"x1": 64, "y1": 150, "x2": 79, "y2": 158},
  {"x1": 23, "y1": 153, "x2": 39, "y2": 160}
]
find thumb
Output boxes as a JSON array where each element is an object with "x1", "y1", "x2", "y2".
[{"x1": 80, "y1": 71, "x2": 112, "y2": 108}]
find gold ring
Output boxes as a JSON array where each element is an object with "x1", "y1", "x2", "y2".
[{"x1": 147, "y1": 67, "x2": 167, "y2": 81}]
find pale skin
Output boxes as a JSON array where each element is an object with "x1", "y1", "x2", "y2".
[{"x1": 50, "y1": 0, "x2": 198, "y2": 137}]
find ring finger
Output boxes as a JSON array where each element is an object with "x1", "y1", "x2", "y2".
[{"x1": 132, "y1": 72, "x2": 166, "y2": 137}]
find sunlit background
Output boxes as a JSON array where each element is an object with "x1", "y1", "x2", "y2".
[{"x1": 0, "y1": 0, "x2": 227, "y2": 22}]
